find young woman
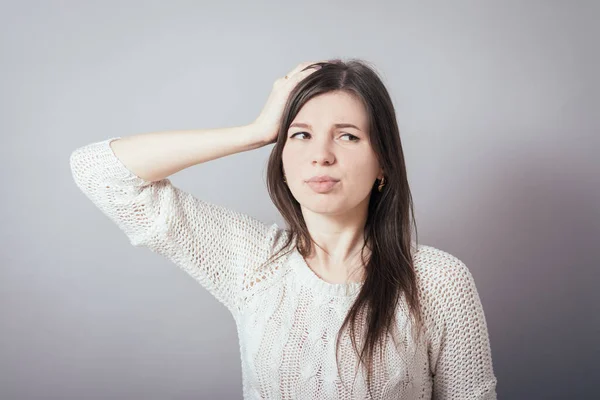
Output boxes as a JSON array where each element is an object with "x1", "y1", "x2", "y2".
[{"x1": 70, "y1": 59, "x2": 497, "y2": 399}]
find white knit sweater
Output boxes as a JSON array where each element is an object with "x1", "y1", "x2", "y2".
[{"x1": 69, "y1": 137, "x2": 498, "y2": 399}]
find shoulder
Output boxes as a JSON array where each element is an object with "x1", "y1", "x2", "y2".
[
  {"x1": 412, "y1": 243, "x2": 474, "y2": 292},
  {"x1": 411, "y1": 243, "x2": 484, "y2": 337},
  {"x1": 411, "y1": 244, "x2": 478, "y2": 320}
]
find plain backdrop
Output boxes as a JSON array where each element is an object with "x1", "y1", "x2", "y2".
[{"x1": 1, "y1": 1, "x2": 598, "y2": 399}]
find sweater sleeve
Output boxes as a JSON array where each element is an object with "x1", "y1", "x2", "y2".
[
  {"x1": 69, "y1": 137, "x2": 285, "y2": 319},
  {"x1": 420, "y1": 251, "x2": 498, "y2": 399}
]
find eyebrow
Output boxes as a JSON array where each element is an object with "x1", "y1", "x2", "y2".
[{"x1": 289, "y1": 122, "x2": 362, "y2": 131}]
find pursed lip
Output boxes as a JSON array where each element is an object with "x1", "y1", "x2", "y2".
[{"x1": 306, "y1": 175, "x2": 340, "y2": 183}]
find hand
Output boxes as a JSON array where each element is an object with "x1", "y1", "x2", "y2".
[{"x1": 253, "y1": 61, "x2": 324, "y2": 144}]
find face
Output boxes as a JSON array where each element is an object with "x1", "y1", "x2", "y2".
[{"x1": 282, "y1": 90, "x2": 383, "y2": 216}]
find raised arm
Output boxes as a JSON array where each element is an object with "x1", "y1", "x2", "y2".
[
  {"x1": 69, "y1": 61, "x2": 323, "y2": 319},
  {"x1": 69, "y1": 125, "x2": 283, "y2": 319},
  {"x1": 105, "y1": 125, "x2": 268, "y2": 182}
]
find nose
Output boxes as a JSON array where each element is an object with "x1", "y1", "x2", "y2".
[{"x1": 311, "y1": 136, "x2": 335, "y2": 166}]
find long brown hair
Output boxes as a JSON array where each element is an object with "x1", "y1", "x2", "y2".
[{"x1": 262, "y1": 58, "x2": 423, "y2": 397}]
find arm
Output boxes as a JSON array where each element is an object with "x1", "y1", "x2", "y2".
[
  {"x1": 106, "y1": 125, "x2": 269, "y2": 182},
  {"x1": 424, "y1": 257, "x2": 498, "y2": 399},
  {"x1": 69, "y1": 125, "x2": 285, "y2": 319}
]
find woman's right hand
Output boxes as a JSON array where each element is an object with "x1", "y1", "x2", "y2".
[{"x1": 253, "y1": 61, "x2": 324, "y2": 145}]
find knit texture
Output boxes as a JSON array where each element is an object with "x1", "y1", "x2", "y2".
[{"x1": 69, "y1": 137, "x2": 498, "y2": 399}]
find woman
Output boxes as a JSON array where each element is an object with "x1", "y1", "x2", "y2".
[{"x1": 70, "y1": 59, "x2": 497, "y2": 399}]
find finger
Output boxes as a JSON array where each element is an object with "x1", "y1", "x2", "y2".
[
  {"x1": 286, "y1": 61, "x2": 322, "y2": 78},
  {"x1": 299, "y1": 61, "x2": 328, "y2": 74}
]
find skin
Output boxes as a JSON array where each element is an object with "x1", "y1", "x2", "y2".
[{"x1": 282, "y1": 90, "x2": 384, "y2": 284}]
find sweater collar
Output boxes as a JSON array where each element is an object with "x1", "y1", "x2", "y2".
[{"x1": 288, "y1": 248, "x2": 364, "y2": 297}]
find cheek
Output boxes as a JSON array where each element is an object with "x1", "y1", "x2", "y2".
[
  {"x1": 281, "y1": 148, "x2": 300, "y2": 175},
  {"x1": 347, "y1": 158, "x2": 379, "y2": 180}
]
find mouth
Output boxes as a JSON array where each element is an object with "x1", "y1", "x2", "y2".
[
  {"x1": 306, "y1": 180, "x2": 339, "y2": 193},
  {"x1": 306, "y1": 176, "x2": 340, "y2": 183}
]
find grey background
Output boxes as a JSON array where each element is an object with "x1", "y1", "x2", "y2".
[{"x1": 1, "y1": 1, "x2": 598, "y2": 399}]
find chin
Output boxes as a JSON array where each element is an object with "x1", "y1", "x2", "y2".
[{"x1": 301, "y1": 200, "x2": 350, "y2": 215}]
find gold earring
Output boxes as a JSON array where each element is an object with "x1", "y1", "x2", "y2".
[
  {"x1": 378, "y1": 176, "x2": 386, "y2": 192},
  {"x1": 283, "y1": 174, "x2": 287, "y2": 183}
]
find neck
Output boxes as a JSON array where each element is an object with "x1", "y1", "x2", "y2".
[{"x1": 299, "y1": 195, "x2": 371, "y2": 284}]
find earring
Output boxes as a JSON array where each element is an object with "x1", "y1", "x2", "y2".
[
  {"x1": 378, "y1": 176, "x2": 386, "y2": 192},
  {"x1": 283, "y1": 174, "x2": 287, "y2": 184}
]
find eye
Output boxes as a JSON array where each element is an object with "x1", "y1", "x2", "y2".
[
  {"x1": 290, "y1": 131, "x2": 309, "y2": 139},
  {"x1": 340, "y1": 133, "x2": 359, "y2": 141},
  {"x1": 289, "y1": 132, "x2": 359, "y2": 142}
]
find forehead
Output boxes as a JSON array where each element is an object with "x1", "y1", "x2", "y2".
[{"x1": 291, "y1": 91, "x2": 368, "y2": 130}]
